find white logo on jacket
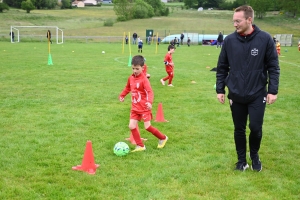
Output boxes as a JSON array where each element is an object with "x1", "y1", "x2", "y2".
[
  {"x1": 251, "y1": 48, "x2": 258, "y2": 56},
  {"x1": 132, "y1": 91, "x2": 141, "y2": 103}
]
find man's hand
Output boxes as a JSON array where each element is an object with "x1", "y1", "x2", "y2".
[
  {"x1": 119, "y1": 96, "x2": 124, "y2": 102},
  {"x1": 217, "y1": 94, "x2": 225, "y2": 104},
  {"x1": 267, "y1": 94, "x2": 277, "y2": 105}
]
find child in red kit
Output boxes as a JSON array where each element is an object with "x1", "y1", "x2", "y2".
[
  {"x1": 119, "y1": 55, "x2": 168, "y2": 152},
  {"x1": 160, "y1": 45, "x2": 175, "y2": 87}
]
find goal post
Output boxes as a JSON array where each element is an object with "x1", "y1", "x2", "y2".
[{"x1": 10, "y1": 26, "x2": 64, "y2": 44}]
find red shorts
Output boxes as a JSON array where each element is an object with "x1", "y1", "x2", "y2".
[{"x1": 130, "y1": 111, "x2": 153, "y2": 122}]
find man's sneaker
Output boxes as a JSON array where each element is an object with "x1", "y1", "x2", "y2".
[
  {"x1": 157, "y1": 136, "x2": 168, "y2": 148},
  {"x1": 131, "y1": 145, "x2": 146, "y2": 152},
  {"x1": 235, "y1": 162, "x2": 249, "y2": 171},
  {"x1": 168, "y1": 84, "x2": 174, "y2": 87},
  {"x1": 160, "y1": 79, "x2": 165, "y2": 86},
  {"x1": 251, "y1": 157, "x2": 262, "y2": 172}
]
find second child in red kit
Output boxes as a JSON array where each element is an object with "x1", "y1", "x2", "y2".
[
  {"x1": 119, "y1": 55, "x2": 168, "y2": 152},
  {"x1": 160, "y1": 45, "x2": 175, "y2": 87}
]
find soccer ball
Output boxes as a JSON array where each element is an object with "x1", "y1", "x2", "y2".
[
  {"x1": 113, "y1": 142, "x2": 130, "y2": 156},
  {"x1": 102, "y1": 51, "x2": 105, "y2": 54}
]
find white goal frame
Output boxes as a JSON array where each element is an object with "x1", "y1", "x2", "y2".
[{"x1": 10, "y1": 26, "x2": 64, "y2": 44}]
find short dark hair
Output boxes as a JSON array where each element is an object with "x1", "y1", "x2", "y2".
[
  {"x1": 131, "y1": 55, "x2": 144, "y2": 66},
  {"x1": 168, "y1": 45, "x2": 175, "y2": 51}
]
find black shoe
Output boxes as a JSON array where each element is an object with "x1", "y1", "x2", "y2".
[
  {"x1": 235, "y1": 162, "x2": 249, "y2": 171},
  {"x1": 251, "y1": 156, "x2": 262, "y2": 172}
]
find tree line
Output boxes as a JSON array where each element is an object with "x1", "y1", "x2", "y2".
[{"x1": 0, "y1": 0, "x2": 299, "y2": 20}]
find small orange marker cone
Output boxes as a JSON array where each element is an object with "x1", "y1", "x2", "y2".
[
  {"x1": 155, "y1": 102, "x2": 168, "y2": 122},
  {"x1": 125, "y1": 124, "x2": 147, "y2": 144},
  {"x1": 72, "y1": 140, "x2": 100, "y2": 175}
]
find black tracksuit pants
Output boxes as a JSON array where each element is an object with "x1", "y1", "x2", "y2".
[{"x1": 229, "y1": 92, "x2": 266, "y2": 163}]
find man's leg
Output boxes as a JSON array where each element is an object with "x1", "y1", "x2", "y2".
[
  {"x1": 230, "y1": 100, "x2": 248, "y2": 163},
  {"x1": 248, "y1": 93, "x2": 266, "y2": 159}
]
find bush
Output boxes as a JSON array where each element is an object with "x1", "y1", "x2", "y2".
[
  {"x1": 104, "y1": 18, "x2": 114, "y2": 26},
  {"x1": 0, "y1": 2, "x2": 9, "y2": 12}
]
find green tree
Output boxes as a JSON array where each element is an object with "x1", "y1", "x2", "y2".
[
  {"x1": 61, "y1": 0, "x2": 71, "y2": 9},
  {"x1": 144, "y1": 0, "x2": 167, "y2": 16},
  {"x1": 250, "y1": 0, "x2": 271, "y2": 19},
  {"x1": 21, "y1": 0, "x2": 35, "y2": 13},
  {"x1": 279, "y1": 0, "x2": 300, "y2": 17},
  {"x1": 113, "y1": 0, "x2": 132, "y2": 21},
  {"x1": 183, "y1": 0, "x2": 197, "y2": 8},
  {"x1": 132, "y1": 0, "x2": 154, "y2": 19},
  {"x1": 4, "y1": 0, "x2": 23, "y2": 8},
  {"x1": 0, "y1": 2, "x2": 10, "y2": 12},
  {"x1": 203, "y1": 0, "x2": 224, "y2": 8}
]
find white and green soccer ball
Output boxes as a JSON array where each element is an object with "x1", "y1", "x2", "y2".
[{"x1": 113, "y1": 142, "x2": 130, "y2": 156}]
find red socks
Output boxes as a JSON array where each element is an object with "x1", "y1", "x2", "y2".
[
  {"x1": 131, "y1": 128, "x2": 144, "y2": 147},
  {"x1": 146, "y1": 126, "x2": 166, "y2": 140}
]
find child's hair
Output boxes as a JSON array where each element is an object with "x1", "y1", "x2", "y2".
[
  {"x1": 131, "y1": 55, "x2": 144, "y2": 66},
  {"x1": 168, "y1": 45, "x2": 175, "y2": 51}
]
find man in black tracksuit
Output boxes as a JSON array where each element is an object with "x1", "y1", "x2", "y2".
[{"x1": 216, "y1": 5, "x2": 280, "y2": 172}]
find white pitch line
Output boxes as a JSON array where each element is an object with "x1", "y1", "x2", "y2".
[
  {"x1": 114, "y1": 57, "x2": 127, "y2": 64},
  {"x1": 279, "y1": 59, "x2": 300, "y2": 67}
]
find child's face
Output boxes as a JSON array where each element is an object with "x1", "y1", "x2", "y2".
[
  {"x1": 132, "y1": 65, "x2": 143, "y2": 76},
  {"x1": 169, "y1": 48, "x2": 175, "y2": 54}
]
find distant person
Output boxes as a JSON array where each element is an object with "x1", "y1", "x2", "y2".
[
  {"x1": 125, "y1": 35, "x2": 128, "y2": 44},
  {"x1": 132, "y1": 32, "x2": 137, "y2": 44},
  {"x1": 216, "y1": 5, "x2": 280, "y2": 172},
  {"x1": 157, "y1": 37, "x2": 161, "y2": 45},
  {"x1": 276, "y1": 40, "x2": 281, "y2": 55},
  {"x1": 46, "y1": 30, "x2": 52, "y2": 44},
  {"x1": 187, "y1": 37, "x2": 191, "y2": 47},
  {"x1": 9, "y1": 31, "x2": 14, "y2": 42},
  {"x1": 217, "y1": 31, "x2": 224, "y2": 48},
  {"x1": 119, "y1": 55, "x2": 168, "y2": 152},
  {"x1": 147, "y1": 35, "x2": 151, "y2": 45},
  {"x1": 298, "y1": 40, "x2": 300, "y2": 52},
  {"x1": 174, "y1": 37, "x2": 180, "y2": 47},
  {"x1": 138, "y1": 39, "x2": 143, "y2": 53},
  {"x1": 180, "y1": 33, "x2": 184, "y2": 45},
  {"x1": 170, "y1": 39, "x2": 175, "y2": 46},
  {"x1": 273, "y1": 36, "x2": 276, "y2": 44},
  {"x1": 160, "y1": 45, "x2": 175, "y2": 87}
]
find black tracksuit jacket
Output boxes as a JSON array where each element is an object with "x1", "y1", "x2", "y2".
[{"x1": 216, "y1": 25, "x2": 280, "y2": 104}]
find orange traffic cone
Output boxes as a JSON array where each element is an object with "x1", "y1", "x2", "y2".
[
  {"x1": 72, "y1": 140, "x2": 100, "y2": 175},
  {"x1": 125, "y1": 124, "x2": 147, "y2": 144},
  {"x1": 155, "y1": 102, "x2": 168, "y2": 122}
]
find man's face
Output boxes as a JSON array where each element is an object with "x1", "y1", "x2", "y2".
[
  {"x1": 233, "y1": 11, "x2": 252, "y2": 35},
  {"x1": 132, "y1": 65, "x2": 143, "y2": 76}
]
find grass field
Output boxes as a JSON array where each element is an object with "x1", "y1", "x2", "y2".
[{"x1": 1, "y1": 40, "x2": 300, "y2": 199}]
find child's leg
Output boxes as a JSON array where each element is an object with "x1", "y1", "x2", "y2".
[
  {"x1": 144, "y1": 121, "x2": 166, "y2": 140},
  {"x1": 129, "y1": 119, "x2": 144, "y2": 147},
  {"x1": 168, "y1": 71, "x2": 174, "y2": 85}
]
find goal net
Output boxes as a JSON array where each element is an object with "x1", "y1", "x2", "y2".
[{"x1": 10, "y1": 26, "x2": 64, "y2": 44}]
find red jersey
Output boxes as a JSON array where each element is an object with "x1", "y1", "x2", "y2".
[
  {"x1": 120, "y1": 73, "x2": 153, "y2": 113},
  {"x1": 164, "y1": 53, "x2": 173, "y2": 72}
]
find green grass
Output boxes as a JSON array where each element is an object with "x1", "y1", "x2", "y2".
[{"x1": 1, "y1": 41, "x2": 300, "y2": 199}]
